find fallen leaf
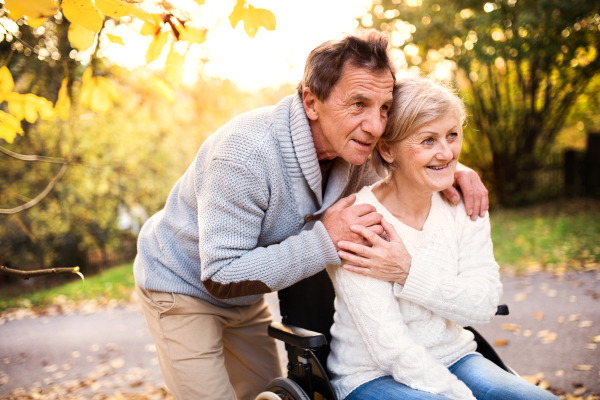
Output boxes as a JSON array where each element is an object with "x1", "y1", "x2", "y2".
[
  {"x1": 542, "y1": 332, "x2": 557, "y2": 344},
  {"x1": 584, "y1": 343, "x2": 597, "y2": 350},
  {"x1": 89, "y1": 344, "x2": 99, "y2": 352},
  {"x1": 555, "y1": 370, "x2": 565, "y2": 377},
  {"x1": 538, "y1": 380, "x2": 550, "y2": 390},
  {"x1": 579, "y1": 321, "x2": 593, "y2": 328},
  {"x1": 570, "y1": 296, "x2": 577, "y2": 303},
  {"x1": 547, "y1": 289, "x2": 557, "y2": 297},
  {"x1": 523, "y1": 329, "x2": 532, "y2": 337},
  {"x1": 71, "y1": 351, "x2": 81, "y2": 358},
  {"x1": 537, "y1": 330, "x2": 549, "y2": 338},
  {"x1": 502, "y1": 323, "x2": 521, "y2": 331},
  {"x1": 573, "y1": 386, "x2": 587, "y2": 396},
  {"x1": 109, "y1": 357, "x2": 125, "y2": 369},
  {"x1": 592, "y1": 335, "x2": 600, "y2": 343},
  {"x1": 534, "y1": 312, "x2": 543, "y2": 321},
  {"x1": 130, "y1": 380, "x2": 143, "y2": 387},
  {"x1": 558, "y1": 316, "x2": 565, "y2": 323},
  {"x1": 515, "y1": 293, "x2": 527, "y2": 302},
  {"x1": 569, "y1": 314, "x2": 581, "y2": 322},
  {"x1": 494, "y1": 339, "x2": 509, "y2": 346},
  {"x1": 574, "y1": 365, "x2": 593, "y2": 371}
]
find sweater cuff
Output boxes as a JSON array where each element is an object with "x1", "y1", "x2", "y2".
[
  {"x1": 312, "y1": 220, "x2": 342, "y2": 266},
  {"x1": 399, "y1": 263, "x2": 439, "y2": 304}
]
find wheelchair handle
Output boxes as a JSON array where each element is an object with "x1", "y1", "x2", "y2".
[{"x1": 496, "y1": 305, "x2": 509, "y2": 316}]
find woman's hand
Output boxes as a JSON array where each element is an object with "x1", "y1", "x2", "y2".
[{"x1": 338, "y1": 218, "x2": 411, "y2": 285}]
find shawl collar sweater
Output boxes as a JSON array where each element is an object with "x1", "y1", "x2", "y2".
[{"x1": 135, "y1": 94, "x2": 378, "y2": 307}]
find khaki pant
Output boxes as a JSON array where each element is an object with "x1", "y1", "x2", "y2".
[{"x1": 136, "y1": 283, "x2": 282, "y2": 400}]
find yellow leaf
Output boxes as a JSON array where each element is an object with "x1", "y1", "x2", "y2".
[
  {"x1": 28, "y1": 17, "x2": 48, "y2": 27},
  {"x1": 80, "y1": 77, "x2": 95, "y2": 108},
  {"x1": 164, "y1": 45, "x2": 185, "y2": 86},
  {"x1": 0, "y1": 66, "x2": 14, "y2": 96},
  {"x1": 0, "y1": 110, "x2": 24, "y2": 144},
  {"x1": 82, "y1": 67, "x2": 93, "y2": 84},
  {"x1": 3, "y1": 0, "x2": 57, "y2": 21},
  {"x1": 6, "y1": 93, "x2": 24, "y2": 120},
  {"x1": 178, "y1": 26, "x2": 206, "y2": 44},
  {"x1": 55, "y1": 78, "x2": 71, "y2": 120},
  {"x1": 96, "y1": 77, "x2": 121, "y2": 102},
  {"x1": 149, "y1": 76, "x2": 174, "y2": 102},
  {"x1": 68, "y1": 22, "x2": 96, "y2": 51},
  {"x1": 229, "y1": 0, "x2": 276, "y2": 38},
  {"x1": 106, "y1": 34, "x2": 124, "y2": 45},
  {"x1": 146, "y1": 31, "x2": 169, "y2": 64},
  {"x1": 193, "y1": 0, "x2": 205, "y2": 4},
  {"x1": 61, "y1": 0, "x2": 104, "y2": 33},
  {"x1": 95, "y1": 0, "x2": 152, "y2": 22},
  {"x1": 5, "y1": 93, "x2": 55, "y2": 123},
  {"x1": 90, "y1": 83, "x2": 111, "y2": 113},
  {"x1": 494, "y1": 339, "x2": 509, "y2": 346}
]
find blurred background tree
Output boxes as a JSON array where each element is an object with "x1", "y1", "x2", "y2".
[
  {"x1": 364, "y1": 0, "x2": 600, "y2": 206},
  {"x1": 0, "y1": 0, "x2": 278, "y2": 280}
]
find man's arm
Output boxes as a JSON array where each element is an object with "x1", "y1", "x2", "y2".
[
  {"x1": 198, "y1": 159, "x2": 340, "y2": 299},
  {"x1": 441, "y1": 162, "x2": 489, "y2": 221}
]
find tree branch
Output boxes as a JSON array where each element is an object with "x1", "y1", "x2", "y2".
[
  {"x1": 0, "y1": 162, "x2": 69, "y2": 214},
  {"x1": 0, "y1": 146, "x2": 70, "y2": 164},
  {"x1": 0, "y1": 265, "x2": 82, "y2": 280}
]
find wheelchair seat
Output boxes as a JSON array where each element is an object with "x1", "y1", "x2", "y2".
[{"x1": 258, "y1": 270, "x2": 512, "y2": 400}]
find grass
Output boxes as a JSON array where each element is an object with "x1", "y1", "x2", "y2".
[
  {"x1": 1, "y1": 199, "x2": 599, "y2": 311},
  {"x1": 490, "y1": 199, "x2": 600, "y2": 273},
  {"x1": 0, "y1": 262, "x2": 135, "y2": 312}
]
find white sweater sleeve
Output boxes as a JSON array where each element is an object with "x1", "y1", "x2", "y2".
[
  {"x1": 329, "y1": 265, "x2": 475, "y2": 400},
  {"x1": 398, "y1": 210, "x2": 503, "y2": 326}
]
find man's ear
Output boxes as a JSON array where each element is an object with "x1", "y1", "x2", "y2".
[
  {"x1": 302, "y1": 88, "x2": 319, "y2": 121},
  {"x1": 376, "y1": 140, "x2": 395, "y2": 164}
]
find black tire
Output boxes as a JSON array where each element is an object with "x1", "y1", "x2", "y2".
[{"x1": 255, "y1": 377, "x2": 311, "y2": 400}]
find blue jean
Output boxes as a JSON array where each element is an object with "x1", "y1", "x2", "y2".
[{"x1": 345, "y1": 354, "x2": 558, "y2": 400}]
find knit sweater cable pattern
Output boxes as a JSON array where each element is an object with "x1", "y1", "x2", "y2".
[{"x1": 326, "y1": 186, "x2": 503, "y2": 400}]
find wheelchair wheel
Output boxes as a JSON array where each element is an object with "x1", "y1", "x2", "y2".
[{"x1": 255, "y1": 377, "x2": 310, "y2": 400}]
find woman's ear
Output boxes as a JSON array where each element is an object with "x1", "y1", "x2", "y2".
[
  {"x1": 376, "y1": 140, "x2": 395, "y2": 164},
  {"x1": 302, "y1": 88, "x2": 319, "y2": 121}
]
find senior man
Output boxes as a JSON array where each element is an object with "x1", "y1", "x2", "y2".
[{"x1": 134, "y1": 30, "x2": 488, "y2": 400}]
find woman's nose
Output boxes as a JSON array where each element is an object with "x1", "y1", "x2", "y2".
[{"x1": 436, "y1": 142, "x2": 454, "y2": 161}]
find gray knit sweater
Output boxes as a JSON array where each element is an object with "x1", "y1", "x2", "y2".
[{"x1": 134, "y1": 94, "x2": 378, "y2": 307}]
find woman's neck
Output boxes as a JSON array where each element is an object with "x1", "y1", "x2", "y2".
[{"x1": 372, "y1": 174, "x2": 433, "y2": 231}]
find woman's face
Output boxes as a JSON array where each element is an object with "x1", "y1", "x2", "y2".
[{"x1": 382, "y1": 110, "x2": 462, "y2": 193}]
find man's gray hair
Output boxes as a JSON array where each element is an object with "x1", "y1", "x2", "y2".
[{"x1": 297, "y1": 29, "x2": 396, "y2": 102}]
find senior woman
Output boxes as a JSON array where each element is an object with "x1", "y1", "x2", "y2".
[{"x1": 326, "y1": 75, "x2": 558, "y2": 400}]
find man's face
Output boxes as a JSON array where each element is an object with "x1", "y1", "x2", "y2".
[{"x1": 305, "y1": 64, "x2": 395, "y2": 165}]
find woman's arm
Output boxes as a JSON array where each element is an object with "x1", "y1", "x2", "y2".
[
  {"x1": 398, "y1": 211, "x2": 502, "y2": 326},
  {"x1": 330, "y1": 265, "x2": 475, "y2": 400}
]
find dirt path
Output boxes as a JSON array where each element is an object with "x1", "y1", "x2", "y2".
[{"x1": 0, "y1": 271, "x2": 598, "y2": 399}]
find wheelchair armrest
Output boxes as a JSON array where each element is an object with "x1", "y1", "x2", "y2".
[
  {"x1": 268, "y1": 322, "x2": 327, "y2": 350},
  {"x1": 496, "y1": 305, "x2": 509, "y2": 316}
]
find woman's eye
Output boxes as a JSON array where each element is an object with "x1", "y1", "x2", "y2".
[
  {"x1": 422, "y1": 138, "x2": 434, "y2": 145},
  {"x1": 448, "y1": 132, "x2": 458, "y2": 140}
]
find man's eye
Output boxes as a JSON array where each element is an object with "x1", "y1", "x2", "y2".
[{"x1": 354, "y1": 102, "x2": 364, "y2": 107}]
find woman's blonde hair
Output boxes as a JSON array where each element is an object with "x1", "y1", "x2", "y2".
[{"x1": 372, "y1": 75, "x2": 467, "y2": 178}]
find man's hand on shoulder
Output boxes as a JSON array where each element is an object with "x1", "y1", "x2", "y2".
[
  {"x1": 442, "y1": 163, "x2": 489, "y2": 221},
  {"x1": 322, "y1": 194, "x2": 384, "y2": 251}
]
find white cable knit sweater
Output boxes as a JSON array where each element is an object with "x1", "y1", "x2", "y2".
[{"x1": 326, "y1": 185, "x2": 503, "y2": 400}]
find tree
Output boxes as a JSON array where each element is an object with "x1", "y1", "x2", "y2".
[
  {"x1": 365, "y1": 0, "x2": 600, "y2": 206},
  {"x1": 0, "y1": 0, "x2": 276, "y2": 278}
]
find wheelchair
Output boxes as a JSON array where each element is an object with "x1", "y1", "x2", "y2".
[{"x1": 255, "y1": 270, "x2": 514, "y2": 400}]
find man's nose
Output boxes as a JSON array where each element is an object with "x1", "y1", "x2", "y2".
[{"x1": 361, "y1": 107, "x2": 386, "y2": 137}]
